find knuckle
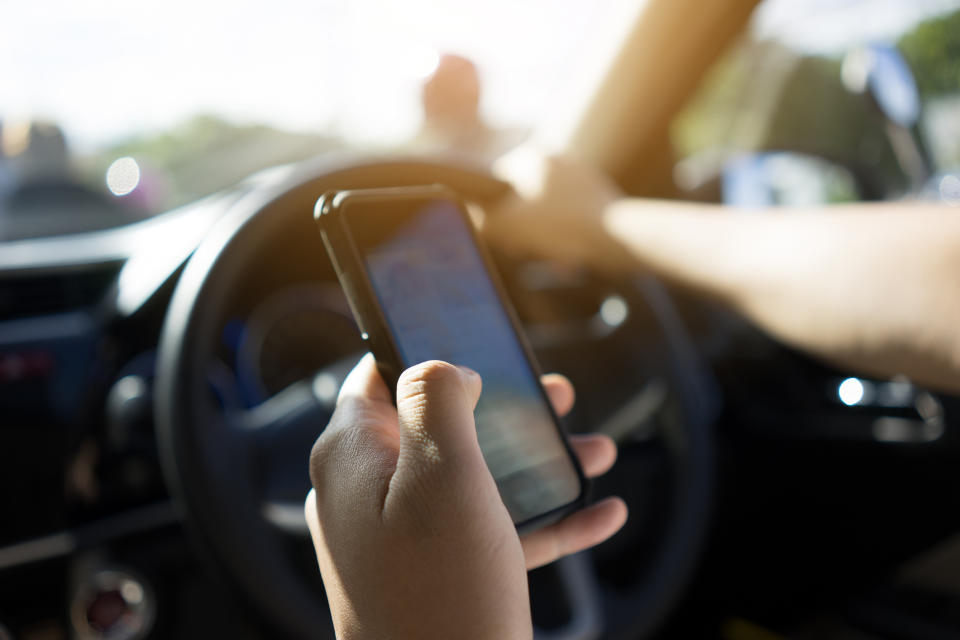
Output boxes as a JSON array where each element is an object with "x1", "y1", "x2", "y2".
[
  {"x1": 307, "y1": 429, "x2": 341, "y2": 489},
  {"x1": 400, "y1": 360, "x2": 460, "y2": 390},
  {"x1": 397, "y1": 361, "x2": 464, "y2": 418}
]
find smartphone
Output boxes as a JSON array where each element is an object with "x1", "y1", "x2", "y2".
[{"x1": 314, "y1": 185, "x2": 586, "y2": 531}]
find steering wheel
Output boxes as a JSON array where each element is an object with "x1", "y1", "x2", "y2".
[{"x1": 154, "y1": 157, "x2": 717, "y2": 639}]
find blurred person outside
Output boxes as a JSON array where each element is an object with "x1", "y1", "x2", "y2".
[
  {"x1": 0, "y1": 120, "x2": 136, "y2": 240},
  {"x1": 409, "y1": 53, "x2": 527, "y2": 161},
  {"x1": 1, "y1": 120, "x2": 73, "y2": 198}
]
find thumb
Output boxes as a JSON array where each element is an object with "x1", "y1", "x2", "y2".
[{"x1": 394, "y1": 360, "x2": 484, "y2": 478}]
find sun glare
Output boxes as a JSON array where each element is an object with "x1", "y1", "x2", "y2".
[
  {"x1": 105, "y1": 157, "x2": 141, "y2": 196},
  {"x1": 1, "y1": 0, "x2": 641, "y2": 151}
]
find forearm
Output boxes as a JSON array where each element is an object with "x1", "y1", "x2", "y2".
[{"x1": 604, "y1": 200, "x2": 960, "y2": 393}]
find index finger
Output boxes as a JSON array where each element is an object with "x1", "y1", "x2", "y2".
[
  {"x1": 317, "y1": 353, "x2": 396, "y2": 445},
  {"x1": 309, "y1": 355, "x2": 401, "y2": 504}
]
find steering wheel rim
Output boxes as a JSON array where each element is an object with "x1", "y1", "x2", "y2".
[{"x1": 154, "y1": 156, "x2": 716, "y2": 639}]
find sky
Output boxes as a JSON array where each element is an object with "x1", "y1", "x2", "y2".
[
  {"x1": 754, "y1": 0, "x2": 960, "y2": 51},
  {"x1": 2, "y1": 0, "x2": 640, "y2": 151},
  {"x1": 3, "y1": 0, "x2": 957, "y2": 152}
]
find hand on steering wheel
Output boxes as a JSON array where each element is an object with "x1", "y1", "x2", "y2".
[
  {"x1": 487, "y1": 146, "x2": 636, "y2": 273},
  {"x1": 305, "y1": 355, "x2": 627, "y2": 639}
]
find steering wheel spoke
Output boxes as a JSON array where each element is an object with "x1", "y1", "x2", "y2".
[
  {"x1": 229, "y1": 352, "x2": 361, "y2": 434},
  {"x1": 229, "y1": 380, "x2": 329, "y2": 435},
  {"x1": 532, "y1": 552, "x2": 605, "y2": 640},
  {"x1": 223, "y1": 354, "x2": 362, "y2": 536}
]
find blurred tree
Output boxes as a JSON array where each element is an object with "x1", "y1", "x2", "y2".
[
  {"x1": 84, "y1": 115, "x2": 343, "y2": 211},
  {"x1": 671, "y1": 37, "x2": 754, "y2": 159},
  {"x1": 899, "y1": 10, "x2": 960, "y2": 98}
]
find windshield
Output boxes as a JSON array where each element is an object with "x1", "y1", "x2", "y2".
[
  {"x1": 1, "y1": 0, "x2": 639, "y2": 240},
  {"x1": 5, "y1": 1, "x2": 959, "y2": 241}
]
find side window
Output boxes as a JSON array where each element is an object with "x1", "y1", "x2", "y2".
[{"x1": 670, "y1": 1, "x2": 960, "y2": 206}]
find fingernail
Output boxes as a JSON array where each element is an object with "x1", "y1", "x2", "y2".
[{"x1": 455, "y1": 365, "x2": 479, "y2": 380}]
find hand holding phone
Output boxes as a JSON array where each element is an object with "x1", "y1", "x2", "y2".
[
  {"x1": 305, "y1": 353, "x2": 626, "y2": 639},
  {"x1": 314, "y1": 185, "x2": 587, "y2": 530}
]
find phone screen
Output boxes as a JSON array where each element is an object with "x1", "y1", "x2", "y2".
[{"x1": 344, "y1": 197, "x2": 581, "y2": 523}]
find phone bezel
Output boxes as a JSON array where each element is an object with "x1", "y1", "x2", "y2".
[{"x1": 314, "y1": 184, "x2": 588, "y2": 533}]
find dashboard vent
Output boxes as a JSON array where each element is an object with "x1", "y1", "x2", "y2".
[{"x1": 0, "y1": 261, "x2": 123, "y2": 321}]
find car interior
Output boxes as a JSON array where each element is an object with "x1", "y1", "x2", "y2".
[{"x1": 2, "y1": 0, "x2": 960, "y2": 638}]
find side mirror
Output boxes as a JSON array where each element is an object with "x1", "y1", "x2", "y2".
[
  {"x1": 842, "y1": 44, "x2": 921, "y2": 129},
  {"x1": 842, "y1": 44, "x2": 932, "y2": 190}
]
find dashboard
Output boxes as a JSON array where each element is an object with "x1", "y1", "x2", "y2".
[{"x1": 0, "y1": 187, "x2": 244, "y2": 638}]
